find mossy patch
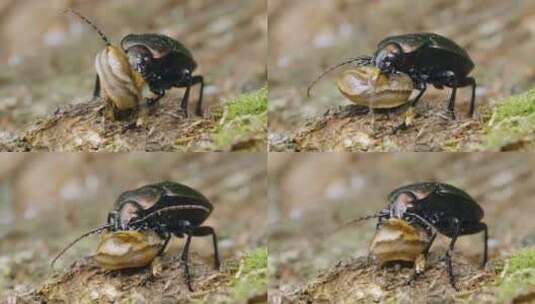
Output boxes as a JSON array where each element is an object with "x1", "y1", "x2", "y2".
[
  {"x1": 229, "y1": 247, "x2": 268, "y2": 303},
  {"x1": 211, "y1": 88, "x2": 267, "y2": 149},
  {"x1": 497, "y1": 247, "x2": 535, "y2": 302},
  {"x1": 484, "y1": 88, "x2": 535, "y2": 150}
]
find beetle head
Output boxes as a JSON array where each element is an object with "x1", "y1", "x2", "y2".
[
  {"x1": 125, "y1": 45, "x2": 154, "y2": 75},
  {"x1": 389, "y1": 191, "x2": 417, "y2": 219},
  {"x1": 373, "y1": 43, "x2": 403, "y2": 74},
  {"x1": 110, "y1": 200, "x2": 145, "y2": 230}
]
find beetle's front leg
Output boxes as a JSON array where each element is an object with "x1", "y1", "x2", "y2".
[
  {"x1": 156, "y1": 233, "x2": 172, "y2": 257},
  {"x1": 410, "y1": 79, "x2": 427, "y2": 107},
  {"x1": 145, "y1": 87, "x2": 165, "y2": 108}
]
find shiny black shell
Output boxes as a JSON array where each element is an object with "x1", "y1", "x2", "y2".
[
  {"x1": 388, "y1": 182, "x2": 483, "y2": 235},
  {"x1": 121, "y1": 33, "x2": 197, "y2": 69},
  {"x1": 114, "y1": 181, "x2": 212, "y2": 229},
  {"x1": 376, "y1": 33, "x2": 474, "y2": 76}
]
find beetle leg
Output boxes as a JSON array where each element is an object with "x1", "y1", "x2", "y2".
[
  {"x1": 92, "y1": 74, "x2": 101, "y2": 100},
  {"x1": 410, "y1": 80, "x2": 427, "y2": 107},
  {"x1": 457, "y1": 77, "x2": 477, "y2": 117},
  {"x1": 461, "y1": 221, "x2": 488, "y2": 267},
  {"x1": 444, "y1": 217, "x2": 460, "y2": 290},
  {"x1": 406, "y1": 231, "x2": 437, "y2": 286},
  {"x1": 423, "y1": 232, "x2": 437, "y2": 258},
  {"x1": 192, "y1": 75, "x2": 204, "y2": 117},
  {"x1": 481, "y1": 222, "x2": 488, "y2": 267},
  {"x1": 156, "y1": 233, "x2": 171, "y2": 257},
  {"x1": 178, "y1": 71, "x2": 192, "y2": 117},
  {"x1": 448, "y1": 86, "x2": 457, "y2": 119},
  {"x1": 181, "y1": 233, "x2": 194, "y2": 291},
  {"x1": 191, "y1": 226, "x2": 220, "y2": 269},
  {"x1": 146, "y1": 88, "x2": 165, "y2": 107}
]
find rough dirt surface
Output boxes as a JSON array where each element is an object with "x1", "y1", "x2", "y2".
[
  {"x1": 268, "y1": 153, "x2": 535, "y2": 303},
  {"x1": 34, "y1": 253, "x2": 264, "y2": 303},
  {"x1": 288, "y1": 255, "x2": 498, "y2": 304},
  {"x1": 0, "y1": 0, "x2": 267, "y2": 151},
  {"x1": 288, "y1": 103, "x2": 483, "y2": 152},
  {"x1": 0, "y1": 153, "x2": 267, "y2": 303},
  {"x1": 20, "y1": 99, "x2": 225, "y2": 152},
  {"x1": 268, "y1": 0, "x2": 535, "y2": 151}
]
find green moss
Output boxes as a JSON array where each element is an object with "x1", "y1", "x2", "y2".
[
  {"x1": 230, "y1": 247, "x2": 267, "y2": 303},
  {"x1": 484, "y1": 88, "x2": 535, "y2": 149},
  {"x1": 497, "y1": 247, "x2": 535, "y2": 302},
  {"x1": 211, "y1": 88, "x2": 267, "y2": 149}
]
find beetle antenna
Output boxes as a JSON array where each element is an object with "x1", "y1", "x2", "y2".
[
  {"x1": 333, "y1": 209, "x2": 387, "y2": 233},
  {"x1": 64, "y1": 8, "x2": 111, "y2": 46},
  {"x1": 306, "y1": 56, "x2": 373, "y2": 97},
  {"x1": 50, "y1": 224, "x2": 112, "y2": 269}
]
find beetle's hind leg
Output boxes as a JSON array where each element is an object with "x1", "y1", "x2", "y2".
[
  {"x1": 146, "y1": 87, "x2": 165, "y2": 108},
  {"x1": 457, "y1": 76, "x2": 477, "y2": 117},
  {"x1": 439, "y1": 71, "x2": 476, "y2": 119},
  {"x1": 191, "y1": 226, "x2": 220, "y2": 269},
  {"x1": 193, "y1": 75, "x2": 204, "y2": 117},
  {"x1": 461, "y1": 221, "x2": 488, "y2": 267},
  {"x1": 175, "y1": 72, "x2": 204, "y2": 118}
]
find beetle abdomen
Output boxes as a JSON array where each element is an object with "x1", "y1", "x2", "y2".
[{"x1": 95, "y1": 45, "x2": 145, "y2": 110}]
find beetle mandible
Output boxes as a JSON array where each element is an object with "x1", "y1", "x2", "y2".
[
  {"x1": 308, "y1": 33, "x2": 477, "y2": 119},
  {"x1": 343, "y1": 182, "x2": 488, "y2": 289},
  {"x1": 51, "y1": 181, "x2": 220, "y2": 291}
]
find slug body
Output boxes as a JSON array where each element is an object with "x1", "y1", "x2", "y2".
[
  {"x1": 336, "y1": 66, "x2": 413, "y2": 108},
  {"x1": 368, "y1": 218, "x2": 428, "y2": 267},
  {"x1": 95, "y1": 45, "x2": 145, "y2": 112},
  {"x1": 93, "y1": 230, "x2": 162, "y2": 270}
]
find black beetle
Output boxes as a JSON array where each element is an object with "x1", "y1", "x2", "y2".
[
  {"x1": 51, "y1": 181, "x2": 220, "y2": 291},
  {"x1": 120, "y1": 33, "x2": 204, "y2": 117},
  {"x1": 67, "y1": 9, "x2": 204, "y2": 117},
  {"x1": 344, "y1": 182, "x2": 488, "y2": 289},
  {"x1": 308, "y1": 33, "x2": 477, "y2": 119}
]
